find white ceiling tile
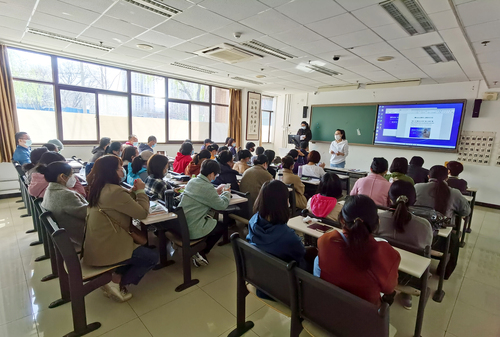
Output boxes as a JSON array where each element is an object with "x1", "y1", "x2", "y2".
[
  {"x1": 389, "y1": 31, "x2": 443, "y2": 50},
  {"x1": 295, "y1": 39, "x2": 343, "y2": 54},
  {"x1": 80, "y1": 27, "x2": 131, "y2": 46},
  {"x1": 327, "y1": 54, "x2": 372, "y2": 68},
  {"x1": 271, "y1": 26, "x2": 324, "y2": 46},
  {"x1": 463, "y1": 20, "x2": 500, "y2": 43},
  {"x1": 105, "y1": 1, "x2": 168, "y2": 28},
  {"x1": 62, "y1": 44, "x2": 109, "y2": 58},
  {"x1": 28, "y1": 22, "x2": 79, "y2": 38},
  {"x1": 240, "y1": 9, "x2": 301, "y2": 35},
  {"x1": 60, "y1": 0, "x2": 116, "y2": 13},
  {"x1": 351, "y1": 5, "x2": 395, "y2": 28},
  {"x1": 419, "y1": 61, "x2": 468, "y2": 80},
  {"x1": 198, "y1": 0, "x2": 269, "y2": 21},
  {"x1": 275, "y1": 0, "x2": 345, "y2": 24},
  {"x1": 363, "y1": 71, "x2": 398, "y2": 81},
  {"x1": 405, "y1": 55, "x2": 435, "y2": 67},
  {"x1": 0, "y1": 15, "x2": 28, "y2": 32},
  {"x1": 36, "y1": 0, "x2": 102, "y2": 25},
  {"x1": 335, "y1": 0, "x2": 382, "y2": 11},
  {"x1": 477, "y1": 50, "x2": 500, "y2": 64},
  {"x1": 153, "y1": 19, "x2": 205, "y2": 41},
  {"x1": 428, "y1": 10, "x2": 459, "y2": 31},
  {"x1": 347, "y1": 63, "x2": 382, "y2": 73},
  {"x1": 372, "y1": 24, "x2": 409, "y2": 40},
  {"x1": 135, "y1": 30, "x2": 185, "y2": 48},
  {"x1": 419, "y1": 0, "x2": 451, "y2": 14},
  {"x1": 0, "y1": 3, "x2": 33, "y2": 21},
  {"x1": 21, "y1": 32, "x2": 72, "y2": 49},
  {"x1": 174, "y1": 5, "x2": 233, "y2": 32},
  {"x1": 171, "y1": 41, "x2": 205, "y2": 53},
  {"x1": 277, "y1": 47, "x2": 309, "y2": 59},
  {"x1": 122, "y1": 39, "x2": 170, "y2": 52},
  {"x1": 0, "y1": 0, "x2": 36, "y2": 7},
  {"x1": 0, "y1": 26, "x2": 24, "y2": 42},
  {"x1": 112, "y1": 46, "x2": 153, "y2": 58},
  {"x1": 399, "y1": 47, "x2": 434, "y2": 60},
  {"x1": 456, "y1": 0, "x2": 500, "y2": 26},
  {"x1": 30, "y1": 12, "x2": 88, "y2": 35},
  {"x1": 156, "y1": 48, "x2": 196, "y2": 60},
  {"x1": 306, "y1": 13, "x2": 366, "y2": 38},
  {"x1": 351, "y1": 41, "x2": 398, "y2": 57},
  {"x1": 93, "y1": 16, "x2": 148, "y2": 38},
  {"x1": 140, "y1": 52, "x2": 175, "y2": 64},
  {"x1": 472, "y1": 38, "x2": 500, "y2": 54},
  {"x1": 250, "y1": 35, "x2": 289, "y2": 50},
  {"x1": 329, "y1": 29, "x2": 383, "y2": 48},
  {"x1": 189, "y1": 33, "x2": 229, "y2": 47},
  {"x1": 211, "y1": 22, "x2": 265, "y2": 43},
  {"x1": 452, "y1": 0, "x2": 476, "y2": 4}
]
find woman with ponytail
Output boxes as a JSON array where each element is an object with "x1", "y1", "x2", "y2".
[
  {"x1": 23, "y1": 147, "x2": 48, "y2": 183},
  {"x1": 415, "y1": 165, "x2": 470, "y2": 219},
  {"x1": 315, "y1": 195, "x2": 400, "y2": 306},
  {"x1": 185, "y1": 150, "x2": 211, "y2": 176}
]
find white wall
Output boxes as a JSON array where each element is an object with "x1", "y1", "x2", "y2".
[{"x1": 270, "y1": 80, "x2": 500, "y2": 206}]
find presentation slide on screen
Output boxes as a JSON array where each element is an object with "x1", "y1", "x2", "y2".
[{"x1": 374, "y1": 102, "x2": 464, "y2": 149}]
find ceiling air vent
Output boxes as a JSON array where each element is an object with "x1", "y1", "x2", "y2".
[
  {"x1": 306, "y1": 64, "x2": 341, "y2": 76},
  {"x1": 240, "y1": 40, "x2": 296, "y2": 60},
  {"x1": 231, "y1": 77, "x2": 263, "y2": 85},
  {"x1": 171, "y1": 62, "x2": 217, "y2": 74},
  {"x1": 195, "y1": 43, "x2": 263, "y2": 64},
  {"x1": 423, "y1": 43, "x2": 455, "y2": 62},
  {"x1": 123, "y1": 0, "x2": 182, "y2": 17},
  {"x1": 27, "y1": 28, "x2": 114, "y2": 51},
  {"x1": 380, "y1": 0, "x2": 435, "y2": 35}
]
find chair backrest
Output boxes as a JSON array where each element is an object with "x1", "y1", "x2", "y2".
[
  {"x1": 293, "y1": 267, "x2": 390, "y2": 337},
  {"x1": 285, "y1": 183, "x2": 296, "y2": 215},
  {"x1": 231, "y1": 233, "x2": 296, "y2": 307},
  {"x1": 41, "y1": 210, "x2": 61, "y2": 237},
  {"x1": 381, "y1": 237, "x2": 431, "y2": 258},
  {"x1": 12, "y1": 161, "x2": 25, "y2": 177},
  {"x1": 51, "y1": 226, "x2": 84, "y2": 281}
]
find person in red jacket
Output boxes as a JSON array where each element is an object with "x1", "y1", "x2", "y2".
[
  {"x1": 315, "y1": 194, "x2": 400, "y2": 307},
  {"x1": 173, "y1": 142, "x2": 194, "y2": 174}
]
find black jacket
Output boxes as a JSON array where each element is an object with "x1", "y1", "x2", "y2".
[
  {"x1": 297, "y1": 128, "x2": 312, "y2": 143},
  {"x1": 214, "y1": 163, "x2": 240, "y2": 191},
  {"x1": 407, "y1": 165, "x2": 429, "y2": 184}
]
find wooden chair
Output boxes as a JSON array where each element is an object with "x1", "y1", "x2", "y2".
[
  {"x1": 37, "y1": 205, "x2": 60, "y2": 283},
  {"x1": 285, "y1": 183, "x2": 297, "y2": 216},
  {"x1": 32, "y1": 198, "x2": 50, "y2": 261},
  {"x1": 228, "y1": 233, "x2": 298, "y2": 337}
]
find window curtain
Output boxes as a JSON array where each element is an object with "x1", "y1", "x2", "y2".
[
  {"x1": 228, "y1": 89, "x2": 242, "y2": 146},
  {"x1": 0, "y1": 45, "x2": 18, "y2": 163}
]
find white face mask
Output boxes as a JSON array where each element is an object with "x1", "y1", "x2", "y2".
[
  {"x1": 120, "y1": 167, "x2": 127, "y2": 182},
  {"x1": 335, "y1": 134, "x2": 342, "y2": 141},
  {"x1": 66, "y1": 175, "x2": 77, "y2": 188},
  {"x1": 301, "y1": 126, "x2": 306, "y2": 130},
  {"x1": 133, "y1": 142, "x2": 138, "y2": 147}
]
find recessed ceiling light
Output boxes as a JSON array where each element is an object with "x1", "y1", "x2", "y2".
[
  {"x1": 136, "y1": 44, "x2": 154, "y2": 50},
  {"x1": 256, "y1": 75, "x2": 266, "y2": 78},
  {"x1": 377, "y1": 56, "x2": 394, "y2": 61}
]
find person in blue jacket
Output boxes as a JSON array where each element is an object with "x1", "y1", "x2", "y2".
[{"x1": 13, "y1": 132, "x2": 32, "y2": 165}]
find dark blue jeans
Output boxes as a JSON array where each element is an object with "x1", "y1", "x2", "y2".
[{"x1": 116, "y1": 246, "x2": 159, "y2": 286}]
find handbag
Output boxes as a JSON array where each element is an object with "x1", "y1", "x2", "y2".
[{"x1": 98, "y1": 207, "x2": 148, "y2": 246}]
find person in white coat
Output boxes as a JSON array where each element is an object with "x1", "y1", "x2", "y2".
[{"x1": 329, "y1": 129, "x2": 349, "y2": 168}]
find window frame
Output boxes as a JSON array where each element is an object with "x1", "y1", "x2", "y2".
[
  {"x1": 8, "y1": 47, "x2": 231, "y2": 145},
  {"x1": 261, "y1": 95, "x2": 275, "y2": 144}
]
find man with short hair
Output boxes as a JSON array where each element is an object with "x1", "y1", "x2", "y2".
[
  {"x1": 139, "y1": 135, "x2": 157, "y2": 152},
  {"x1": 200, "y1": 138, "x2": 212, "y2": 151},
  {"x1": 245, "y1": 142, "x2": 256, "y2": 153},
  {"x1": 13, "y1": 132, "x2": 32, "y2": 164},
  {"x1": 125, "y1": 134, "x2": 138, "y2": 147}
]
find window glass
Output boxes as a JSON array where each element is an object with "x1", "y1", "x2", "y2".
[
  {"x1": 132, "y1": 95, "x2": 166, "y2": 143},
  {"x1": 168, "y1": 102, "x2": 189, "y2": 141},
  {"x1": 211, "y1": 105, "x2": 229, "y2": 143},
  {"x1": 8, "y1": 49, "x2": 53, "y2": 82},
  {"x1": 131, "y1": 72, "x2": 165, "y2": 97},
  {"x1": 262, "y1": 96, "x2": 274, "y2": 110},
  {"x1": 13, "y1": 81, "x2": 56, "y2": 142},
  {"x1": 168, "y1": 79, "x2": 209, "y2": 102},
  {"x1": 191, "y1": 105, "x2": 210, "y2": 142},
  {"x1": 98, "y1": 94, "x2": 128, "y2": 140},
  {"x1": 262, "y1": 110, "x2": 270, "y2": 143},
  {"x1": 212, "y1": 87, "x2": 230, "y2": 105},
  {"x1": 58, "y1": 58, "x2": 127, "y2": 92},
  {"x1": 61, "y1": 90, "x2": 97, "y2": 141}
]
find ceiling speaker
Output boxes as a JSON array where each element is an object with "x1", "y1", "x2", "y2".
[{"x1": 482, "y1": 92, "x2": 498, "y2": 101}]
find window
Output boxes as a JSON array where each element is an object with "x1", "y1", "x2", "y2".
[
  {"x1": 261, "y1": 96, "x2": 275, "y2": 143},
  {"x1": 8, "y1": 47, "x2": 231, "y2": 144}
]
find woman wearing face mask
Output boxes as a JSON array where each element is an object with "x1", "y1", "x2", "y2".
[
  {"x1": 106, "y1": 141, "x2": 123, "y2": 157},
  {"x1": 145, "y1": 154, "x2": 177, "y2": 200},
  {"x1": 329, "y1": 129, "x2": 349, "y2": 168},
  {"x1": 297, "y1": 121, "x2": 312, "y2": 144},
  {"x1": 40, "y1": 162, "x2": 88, "y2": 247},
  {"x1": 173, "y1": 142, "x2": 194, "y2": 174}
]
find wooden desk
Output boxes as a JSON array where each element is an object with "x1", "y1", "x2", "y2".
[
  {"x1": 302, "y1": 174, "x2": 350, "y2": 190},
  {"x1": 217, "y1": 194, "x2": 249, "y2": 246},
  {"x1": 229, "y1": 193, "x2": 248, "y2": 205}
]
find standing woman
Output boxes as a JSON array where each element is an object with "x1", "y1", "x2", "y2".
[
  {"x1": 329, "y1": 129, "x2": 349, "y2": 168},
  {"x1": 297, "y1": 121, "x2": 312, "y2": 144}
]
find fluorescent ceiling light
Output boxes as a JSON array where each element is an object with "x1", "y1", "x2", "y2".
[
  {"x1": 365, "y1": 79, "x2": 421, "y2": 89},
  {"x1": 306, "y1": 64, "x2": 342, "y2": 76},
  {"x1": 240, "y1": 40, "x2": 296, "y2": 60},
  {"x1": 123, "y1": 0, "x2": 182, "y2": 17},
  {"x1": 380, "y1": 0, "x2": 435, "y2": 36},
  {"x1": 27, "y1": 28, "x2": 114, "y2": 51},
  {"x1": 171, "y1": 62, "x2": 217, "y2": 74},
  {"x1": 423, "y1": 43, "x2": 455, "y2": 63},
  {"x1": 231, "y1": 77, "x2": 263, "y2": 85},
  {"x1": 317, "y1": 84, "x2": 359, "y2": 92}
]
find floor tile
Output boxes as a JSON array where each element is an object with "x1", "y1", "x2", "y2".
[
  {"x1": 0, "y1": 258, "x2": 27, "y2": 289},
  {"x1": 458, "y1": 277, "x2": 500, "y2": 316},
  {"x1": 245, "y1": 306, "x2": 311, "y2": 337},
  {"x1": 98, "y1": 318, "x2": 152, "y2": 337},
  {"x1": 219, "y1": 325, "x2": 260, "y2": 337},
  {"x1": 0, "y1": 283, "x2": 32, "y2": 325},
  {"x1": 0, "y1": 315, "x2": 38, "y2": 337},
  {"x1": 448, "y1": 300, "x2": 500, "y2": 337}
]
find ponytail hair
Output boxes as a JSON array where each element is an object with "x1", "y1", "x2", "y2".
[
  {"x1": 388, "y1": 180, "x2": 415, "y2": 233},
  {"x1": 36, "y1": 162, "x2": 72, "y2": 183},
  {"x1": 429, "y1": 165, "x2": 451, "y2": 214},
  {"x1": 131, "y1": 156, "x2": 146, "y2": 174},
  {"x1": 193, "y1": 150, "x2": 211, "y2": 165},
  {"x1": 23, "y1": 147, "x2": 49, "y2": 172}
]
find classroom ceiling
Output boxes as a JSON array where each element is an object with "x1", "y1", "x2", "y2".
[{"x1": 0, "y1": 0, "x2": 497, "y2": 94}]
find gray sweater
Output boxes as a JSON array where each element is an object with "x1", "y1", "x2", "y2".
[
  {"x1": 377, "y1": 211, "x2": 433, "y2": 250},
  {"x1": 414, "y1": 181, "x2": 471, "y2": 219},
  {"x1": 41, "y1": 182, "x2": 88, "y2": 248}
]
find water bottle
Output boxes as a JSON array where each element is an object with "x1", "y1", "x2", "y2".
[
  {"x1": 278, "y1": 169, "x2": 283, "y2": 181},
  {"x1": 298, "y1": 165, "x2": 303, "y2": 178}
]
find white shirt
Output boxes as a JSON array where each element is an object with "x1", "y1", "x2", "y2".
[
  {"x1": 301, "y1": 164, "x2": 326, "y2": 178},
  {"x1": 329, "y1": 140, "x2": 349, "y2": 164}
]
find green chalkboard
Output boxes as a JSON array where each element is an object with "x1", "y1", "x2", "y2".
[{"x1": 310, "y1": 104, "x2": 377, "y2": 145}]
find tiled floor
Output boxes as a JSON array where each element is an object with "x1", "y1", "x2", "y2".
[{"x1": 1, "y1": 196, "x2": 500, "y2": 337}]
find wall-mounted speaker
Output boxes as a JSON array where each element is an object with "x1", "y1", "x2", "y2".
[
  {"x1": 472, "y1": 99, "x2": 482, "y2": 118},
  {"x1": 303, "y1": 106, "x2": 308, "y2": 118}
]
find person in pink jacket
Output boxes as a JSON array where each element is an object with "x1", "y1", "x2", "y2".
[
  {"x1": 28, "y1": 152, "x2": 86, "y2": 198},
  {"x1": 307, "y1": 172, "x2": 344, "y2": 221},
  {"x1": 350, "y1": 157, "x2": 391, "y2": 207}
]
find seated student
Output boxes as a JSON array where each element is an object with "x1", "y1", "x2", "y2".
[
  {"x1": 315, "y1": 195, "x2": 401, "y2": 306},
  {"x1": 90, "y1": 137, "x2": 111, "y2": 163},
  {"x1": 233, "y1": 149, "x2": 251, "y2": 174},
  {"x1": 173, "y1": 142, "x2": 193, "y2": 174},
  {"x1": 407, "y1": 156, "x2": 429, "y2": 184},
  {"x1": 264, "y1": 149, "x2": 277, "y2": 178},
  {"x1": 39, "y1": 162, "x2": 88, "y2": 247},
  {"x1": 47, "y1": 139, "x2": 64, "y2": 153},
  {"x1": 240, "y1": 154, "x2": 273, "y2": 210},
  {"x1": 29, "y1": 152, "x2": 86, "y2": 198},
  {"x1": 127, "y1": 153, "x2": 149, "y2": 184},
  {"x1": 246, "y1": 142, "x2": 256, "y2": 155},
  {"x1": 415, "y1": 165, "x2": 470, "y2": 219},
  {"x1": 185, "y1": 150, "x2": 211, "y2": 176},
  {"x1": 272, "y1": 156, "x2": 282, "y2": 166},
  {"x1": 446, "y1": 161, "x2": 468, "y2": 194},
  {"x1": 106, "y1": 141, "x2": 123, "y2": 157},
  {"x1": 23, "y1": 147, "x2": 48, "y2": 184},
  {"x1": 200, "y1": 138, "x2": 212, "y2": 151},
  {"x1": 42, "y1": 143, "x2": 57, "y2": 152},
  {"x1": 224, "y1": 137, "x2": 237, "y2": 157},
  {"x1": 385, "y1": 157, "x2": 414, "y2": 185},
  {"x1": 285, "y1": 149, "x2": 299, "y2": 173},
  {"x1": 178, "y1": 160, "x2": 231, "y2": 266},
  {"x1": 84, "y1": 155, "x2": 157, "y2": 302},
  {"x1": 297, "y1": 140, "x2": 309, "y2": 167},
  {"x1": 139, "y1": 135, "x2": 157, "y2": 153},
  {"x1": 281, "y1": 156, "x2": 307, "y2": 210},
  {"x1": 251, "y1": 146, "x2": 265, "y2": 165},
  {"x1": 376, "y1": 180, "x2": 433, "y2": 309},
  {"x1": 207, "y1": 144, "x2": 219, "y2": 159},
  {"x1": 218, "y1": 146, "x2": 229, "y2": 153},
  {"x1": 214, "y1": 150, "x2": 239, "y2": 191},
  {"x1": 145, "y1": 154, "x2": 175, "y2": 201},
  {"x1": 350, "y1": 157, "x2": 391, "y2": 207},
  {"x1": 13, "y1": 132, "x2": 32, "y2": 165},
  {"x1": 124, "y1": 134, "x2": 138, "y2": 147},
  {"x1": 307, "y1": 172, "x2": 343, "y2": 221},
  {"x1": 301, "y1": 150, "x2": 326, "y2": 178},
  {"x1": 122, "y1": 146, "x2": 138, "y2": 175}
]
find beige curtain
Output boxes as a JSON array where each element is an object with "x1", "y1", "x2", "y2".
[
  {"x1": 228, "y1": 89, "x2": 242, "y2": 147},
  {"x1": 0, "y1": 45, "x2": 18, "y2": 163}
]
